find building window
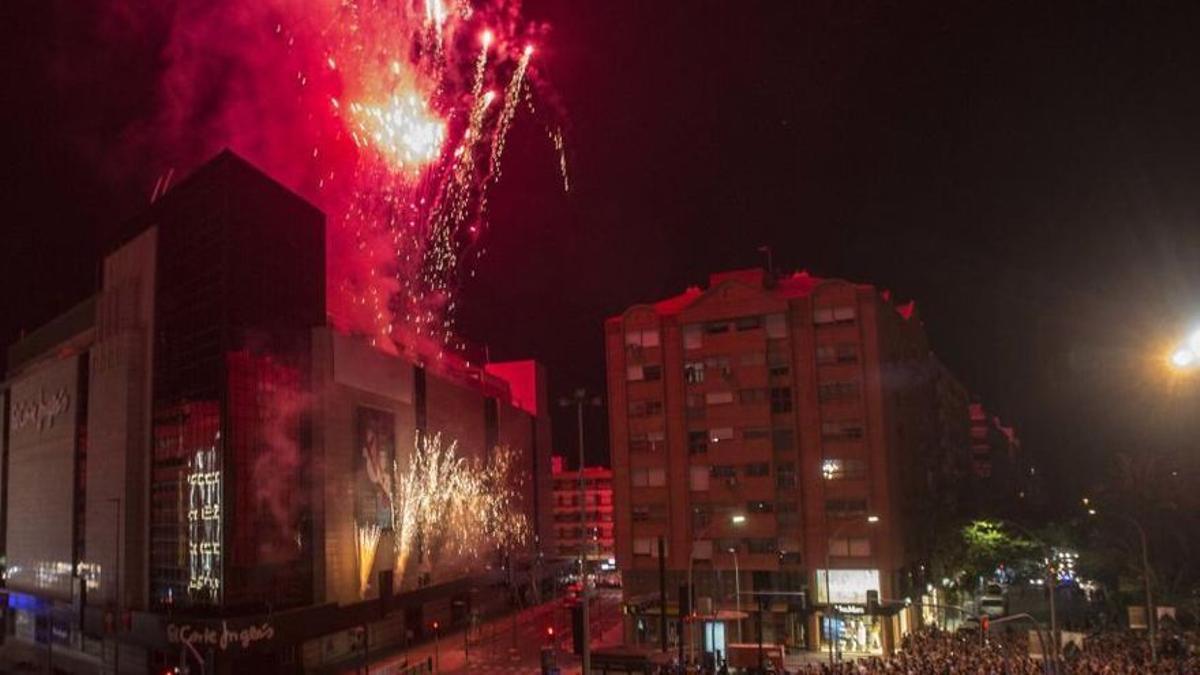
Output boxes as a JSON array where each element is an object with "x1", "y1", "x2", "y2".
[
  {"x1": 710, "y1": 427, "x2": 735, "y2": 442},
  {"x1": 821, "y1": 458, "x2": 867, "y2": 480},
  {"x1": 771, "y1": 428, "x2": 795, "y2": 452},
  {"x1": 628, "y1": 400, "x2": 663, "y2": 417},
  {"x1": 684, "y1": 361, "x2": 705, "y2": 383},
  {"x1": 738, "y1": 388, "x2": 768, "y2": 405},
  {"x1": 816, "y1": 345, "x2": 836, "y2": 365},
  {"x1": 686, "y1": 393, "x2": 705, "y2": 419},
  {"x1": 747, "y1": 500, "x2": 773, "y2": 513},
  {"x1": 743, "y1": 427, "x2": 769, "y2": 441},
  {"x1": 632, "y1": 467, "x2": 667, "y2": 487},
  {"x1": 818, "y1": 380, "x2": 860, "y2": 402},
  {"x1": 704, "y1": 321, "x2": 731, "y2": 335},
  {"x1": 735, "y1": 316, "x2": 762, "y2": 331},
  {"x1": 627, "y1": 364, "x2": 644, "y2": 381},
  {"x1": 821, "y1": 420, "x2": 864, "y2": 441},
  {"x1": 746, "y1": 539, "x2": 778, "y2": 554},
  {"x1": 744, "y1": 462, "x2": 770, "y2": 477},
  {"x1": 631, "y1": 431, "x2": 665, "y2": 453},
  {"x1": 705, "y1": 390, "x2": 734, "y2": 405},
  {"x1": 643, "y1": 364, "x2": 663, "y2": 381},
  {"x1": 837, "y1": 343, "x2": 859, "y2": 363},
  {"x1": 683, "y1": 324, "x2": 703, "y2": 350},
  {"x1": 814, "y1": 306, "x2": 857, "y2": 325},
  {"x1": 716, "y1": 538, "x2": 741, "y2": 554},
  {"x1": 765, "y1": 313, "x2": 788, "y2": 338},
  {"x1": 770, "y1": 387, "x2": 793, "y2": 413},
  {"x1": 776, "y1": 462, "x2": 797, "y2": 489},
  {"x1": 776, "y1": 500, "x2": 799, "y2": 514},
  {"x1": 825, "y1": 499, "x2": 868, "y2": 519},
  {"x1": 690, "y1": 466, "x2": 710, "y2": 491},
  {"x1": 710, "y1": 465, "x2": 737, "y2": 478},
  {"x1": 692, "y1": 505, "x2": 712, "y2": 530},
  {"x1": 630, "y1": 433, "x2": 650, "y2": 453},
  {"x1": 739, "y1": 352, "x2": 766, "y2": 366},
  {"x1": 626, "y1": 328, "x2": 661, "y2": 348},
  {"x1": 828, "y1": 537, "x2": 872, "y2": 557},
  {"x1": 688, "y1": 431, "x2": 708, "y2": 455},
  {"x1": 704, "y1": 356, "x2": 732, "y2": 377},
  {"x1": 633, "y1": 537, "x2": 662, "y2": 557}
]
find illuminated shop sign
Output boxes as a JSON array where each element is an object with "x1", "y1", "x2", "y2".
[
  {"x1": 167, "y1": 620, "x2": 275, "y2": 651},
  {"x1": 815, "y1": 569, "x2": 880, "y2": 604},
  {"x1": 834, "y1": 604, "x2": 865, "y2": 615},
  {"x1": 187, "y1": 446, "x2": 222, "y2": 600},
  {"x1": 11, "y1": 388, "x2": 71, "y2": 433}
]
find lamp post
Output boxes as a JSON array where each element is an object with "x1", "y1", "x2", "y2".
[
  {"x1": 730, "y1": 547, "x2": 743, "y2": 643},
  {"x1": 558, "y1": 388, "x2": 602, "y2": 675},
  {"x1": 824, "y1": 514, "x2": 879, "y2": 665},
  {"x1": 108, "y1": 497, "x2": 121, "y2": 675},
  {"x1": 1086, "y1": 507, "x2": 1156, "y2": 664},
  {"x1": 687, "y1": 513, "x2": 746, "y2": 664}
]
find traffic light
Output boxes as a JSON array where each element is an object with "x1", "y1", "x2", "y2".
[
  {"x1": 980, "y1": 616, "x2": 990, "y2": 633},
  {"x1": 545, "y1": 625, "x2": 555, "y2": 642}
]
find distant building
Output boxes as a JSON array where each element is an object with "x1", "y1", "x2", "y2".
[
  {"x1": 605, "y1": 268, "x2": 976, "y2": 656},
  {"x1": 0, "y1": 151, "x2": 554, "y2": 674},
  {"x1": 967, "y1": 401, "x2": 1035, "y2": 512},
  {"x1": 550, "y1": 456, "x2": 615, "y2": 564}
]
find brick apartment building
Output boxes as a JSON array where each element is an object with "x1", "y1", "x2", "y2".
[
  {"x1": 550, "y1": 456, "x2": 615, "y2": 563},
  {"x1": 605, "y1": 268, "x2": 972, "y2": 657}
]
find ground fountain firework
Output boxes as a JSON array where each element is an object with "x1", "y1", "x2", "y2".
[{"x1": 389, "y1": 433, "x2": 529, "y2": 587}]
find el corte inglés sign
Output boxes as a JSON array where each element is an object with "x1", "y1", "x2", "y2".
[{"x1": 167, "y1": 620, "x2": 276, "y2": 651}]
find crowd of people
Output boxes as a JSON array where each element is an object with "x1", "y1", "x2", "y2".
[{"x1": 784, "y1": 626, "x2": 1199, "y2": 675}]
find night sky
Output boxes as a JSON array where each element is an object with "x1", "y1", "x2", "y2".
[{"x1": 5, "y1": 2, "x2": 1200, "y2": 501}]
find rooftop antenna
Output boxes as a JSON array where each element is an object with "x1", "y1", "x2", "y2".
[{"x1": 757, "y1": 245, "x2": 774, "y2": 277}]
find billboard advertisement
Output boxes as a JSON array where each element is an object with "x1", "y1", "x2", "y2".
[
  {"x1": 355, "y1": 407, "x2": 396, "y2": 530},
  {"x1": 814, "y1": 568, "x2": 880, "y2": 604}
]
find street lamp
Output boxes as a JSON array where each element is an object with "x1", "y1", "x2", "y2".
[
  {"x1": 729, "y1": 547, "x2": 742, "y2": 643},
  {"x1": 1087, "y1": 508, "x2": 1156, "y2": 664},
  {"x1": 1166, "y1": 328, "x2": 1200, "y2": 371},
  {"x1": 687, "y1": 513, "x2": 746, "y2": 664},
  {"x1": 824, "y1": 514, "x2": 880, "y2": 665},
  {"x1": 558, "y1": 388, "x2": 602, "y2": 675}
]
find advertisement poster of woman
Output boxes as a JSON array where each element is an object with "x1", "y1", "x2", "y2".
[{"x1": 355, "y1": 407, "x2": 395, "y2": 529}]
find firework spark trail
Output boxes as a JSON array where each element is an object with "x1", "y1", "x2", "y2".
[
  {"x1": 275, "y1": 0, "x2": 556, "y2": 354},
  {"x1": 113, "y1": 0, "x2": 565, "y2": 355},
  {"x1": 551, "y1": 126, "x2": 570, "y2": 193},
  {"x1": 489, "y1": 45, "x2": 534, "y2": 184}
]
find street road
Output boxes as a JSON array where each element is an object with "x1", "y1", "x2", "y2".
[{"x1": 350, "y1": 589, "x2": 624, "y2": 675}]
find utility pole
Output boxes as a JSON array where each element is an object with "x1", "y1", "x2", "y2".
[
  {"x1": 559, "y1": 389, "x2": 601, "y2": 675},
  {"x1": 658, "y1": 536, "x2": 667, "y2": 653},
  {"x1": 109, "y1": 497, "x2": 121, "y2": 675}
]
